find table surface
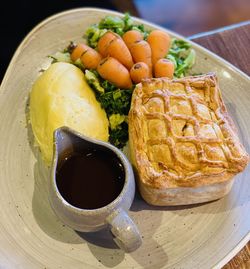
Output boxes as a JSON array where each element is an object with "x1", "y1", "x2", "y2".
[{"x1": 190, "y1": 21, "x2": 250, "y2": 269}]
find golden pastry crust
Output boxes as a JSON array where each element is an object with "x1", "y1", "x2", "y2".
[{"x1": 129, "y1": 74, "x2": 249, "y2": 204}]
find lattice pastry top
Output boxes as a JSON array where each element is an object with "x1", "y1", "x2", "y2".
[{"x1": 129, "y1": 74, "x2": 249, "y2": 188}]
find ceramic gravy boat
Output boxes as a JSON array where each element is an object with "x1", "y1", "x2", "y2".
[{"x1": 49, "y1": 126, "x2": 142, "y2": 252}]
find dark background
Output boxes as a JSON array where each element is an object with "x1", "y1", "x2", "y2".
[
  {"x1": 1, "y1": 0, "x2": 249, "y2": 82},
  {"x1": 0, "y1": 1, "x2": 118, "y2": 81}
]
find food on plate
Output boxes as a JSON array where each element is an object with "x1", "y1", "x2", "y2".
[
  {"x1": 49, "y1": 13, "x2": 196, "y2": 149},
  {"x1": 97, "y1": 31, "x2": 117, "y2": 56},
  {"x1": 154, "y1": 58, "x2": 174, "y2": 78},
  {"x1": 129, "y1": 73, "x2": 249, "y2": 205},
  {"x1": 97, "y1": 57, "x2": 132, "y2": 89},
  {"x1": 84, "y1": 69, "x2": 133, "y2": 148},
  {"x1": 129, "y1": 40, "x2": 152, "y2": 77},
  {"x1": 70, "y1": 43, "x2": 102, "y2": 69},
  {"x1": 86, "y1": 13, "x2": 148, "y2": 47},
  {"x1": 97, "y1": 31, "x2": 134, "y2": 69},
  {"x1": 122, "y1": 30, "x2": 144, "y2": 49},
  {"x1": 167, "y1": 39, "x2": 195, "y2": 78},
  {"x1": 80, "y1": 47, "x2": 102, "y2": 69},
  {"x1": 130, "y1": 62, "x2": 151, "y2": 84},
  {"x1": 147, "y1": 29, "x2": 171, "y2": 67},
  {"x1": 70, "y1": 43, "x2": 87, "y2": 61},
  {"x1": 29, "y1": 62, "x2": 109, "y2": 165}
]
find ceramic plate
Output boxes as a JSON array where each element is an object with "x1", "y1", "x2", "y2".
[{"x1": 0, "y1": 8, "x2": 249, "y2": 269}]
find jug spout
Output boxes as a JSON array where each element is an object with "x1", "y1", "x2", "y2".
[
  {"x1": 54, "y1": 127, "x2": 73, "y2": 153},
  {"x1": 53, "y1": 127, "x2": 76, "y2": 167},
  {"x1": 53, "y1": 127, "x2": 95, "y2": 168}
]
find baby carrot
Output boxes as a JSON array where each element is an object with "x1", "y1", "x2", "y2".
[
  {"x1": 106, "y1": 38, "x2": 134, "y2": 69},
  {"x1": 154, "y1": 58, "x2": 174, "y2": 78},
  {"x1": 130, "y1": 40, "x2": 152, "y2": 76},
  {"x1": 80, "y1": 48, "x2": 102, "y2": 69},
  {"x1": 97, "y1": 31, "x2": 134, "y2": 69},
  {"x1": 130, "y1": 62, "x2": 150, "y2": 84},
  {"x1": 71, "y1": 43, "x2": 86, "y2": 61},
  {"x1": 122, "y1": 30, "x2": 144, "y2": 49},
  {"x1": 147, "y1": 30, "x2": 171, "y2": 66},
  {"x1": 71, "y1": 43, "x2": 102, "y2": 69},
  {"x1": 97, "y1": 57, "x2": 132, "y2": 89},
  {"x1": 97, "y1": 31, "x2": 118, "y2": 56}
]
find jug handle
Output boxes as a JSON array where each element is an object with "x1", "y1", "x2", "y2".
[{"x1": 106, "y1": 208, "x2": 142, "y2": 252}]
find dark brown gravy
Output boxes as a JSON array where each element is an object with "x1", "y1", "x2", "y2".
[{"x1": 56, "y1": 149, "x2": 125, "y2": 210}]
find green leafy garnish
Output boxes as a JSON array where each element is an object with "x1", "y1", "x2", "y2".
[
  {"x1": 167, "y1": 38, "x2": 196, "y2": 78},
  {"x1": 48, "y1": 49, "x2": 85, "y2": 70},
  {"x1": 109, "y1": 121, "x2": 128, "y2": 148},
  {"x1": 97, "y1": 88, "x2": 132, "y2": 148},
  {"x1": 85, "y1": 70, "x2": 104, "y2": 93},
  {"x1": 86, "y1": 13, "x2": 149, "y2": 48},
  {"x1": 109, "y1": 114, "x2": 126, "y2": 130},
  {"x1": 82, "y1": 69, "x2": 132, "y2": 149},
  {"x1": 99, "y1": 16, "x2": 125, "y2": 33},
  {"x1": 97, "y1": 88, "x2": 133, "y2": 116},
  {"x1": 123, "y1": 12, "x2": 134, "y2": 31},
  {"x1": 85, "y1": 25, "x2": 107, "y2": 48},
  {"x1": 48, "y1": 51, "x2": 72, "y2": 64}
]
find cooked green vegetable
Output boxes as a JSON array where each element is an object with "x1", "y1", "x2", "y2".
[
  {"x1": 109, "y1": 114, "x2": 126, "y2": 130},
  {"x1": 82, "y1": 69, "x2": 132, "y2": 148},
  {"x1": 97, "y1": 87, "x2": 132, "y2": 148},
  {"x1": 85, "y1": 25, "x2": 107, "y2": 48},
  {"x1": 49, "y1": 51, "x2": 72, "y2": 64},
  {"x1": 48, "y1": 51, "x2": 85, "y2": 70},
  {"x1": 109, "y1": 121, "x2": 128, "y2": 148},
  {"x1": 123, "y1": 13, "x2": 133, "y2": 32},
  {"x1": 83, "y1": 70, "x2": 133, "y2": 116},
  {"x1": 97, "y1": 88, "x2": 133, "y2": 116},
  {"x1": 85, "y1": 70, "x2": 104, "y2": 93},
  {"x1": 86, "y1": 13, "x2": 148, "y2": 48},
  {"x1": 167, "y1": 38, "x2": 196, "y2": 78},
  {"x1": 99, "y1": 16, "x2": 125, "y2": 32}
]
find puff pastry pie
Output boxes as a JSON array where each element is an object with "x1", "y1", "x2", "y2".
[{"x1": 129, "y1": 74, "x2": 249, "y2": 205}]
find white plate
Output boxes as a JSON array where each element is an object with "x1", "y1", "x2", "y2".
[{"x1": 0, "y1": 8, "x2": 249, "y2": 269}]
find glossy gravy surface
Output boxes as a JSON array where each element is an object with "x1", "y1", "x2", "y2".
[{"x1": 56, "y1": 150, "x2": 125, "y2": 209}]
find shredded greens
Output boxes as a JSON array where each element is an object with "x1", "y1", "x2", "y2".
[
  {"x1": 50, "y1": 13, "x2": 196, "y2": 149},
  {"x1": 85, "y1": 13, "x2": 149, "y2": 48},
  {"x1": 49, "y1": 51, "x2": 71, "y2": 64},
  {"x1": 85, "y1": 70, "x2": 104, "y2": 93},
  {"x1": 167, "y1": 39, "x2": 196, "y2": 78},
  {"x1": 109, "y1": 121, "x2": 129, "y2": 149},
  {"x1": 109, "y1": 114, "x2": 126, "y2": 130},
  {"x1": 85, "y1": 70, "x2": 133, "y2": 148}
]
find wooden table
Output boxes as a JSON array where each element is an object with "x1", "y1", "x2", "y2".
[{"x1": 190, "y1": 21, "x2": 250, "y2": 269}]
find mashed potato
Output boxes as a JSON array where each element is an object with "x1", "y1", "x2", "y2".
[{"x1": 30, "y1": 62, "x2": 109, "y2": 165}]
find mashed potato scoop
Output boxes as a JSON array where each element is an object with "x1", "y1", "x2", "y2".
[{"x1": 30, "y1": 62, "x2": 109, "y2": 165}]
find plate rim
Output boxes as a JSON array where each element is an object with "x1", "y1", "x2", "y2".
[{"x1": 0, "y1": 7, "x2": 249, "y2": 269}]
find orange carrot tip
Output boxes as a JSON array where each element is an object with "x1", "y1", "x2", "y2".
[
  {"x1": 122, "y1": 30, "x2": 144, "y2": 49},
  {"x1": 130, "y1": 62, "x2": 150, "y2": 84},
  {"x1": 154, "y1": 58, "x2": 174, "y2": 79},
  {"x1": 97, "y1": 31, "x2": 120, "y2": 57},
  {"x1": 80, "y1": 47, "x2": 102, "y2": 69},
  {"x1": 71, "y1": 43, "x2": 88, "y2": 62}
]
